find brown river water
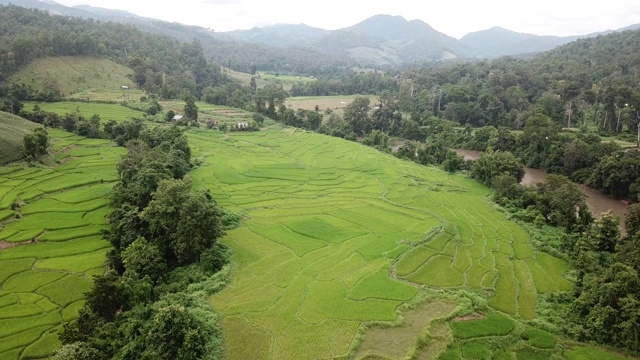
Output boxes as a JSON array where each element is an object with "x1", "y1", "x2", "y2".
[{"x1": 454, "y1": 149, "x2": 629, "y2": 227}]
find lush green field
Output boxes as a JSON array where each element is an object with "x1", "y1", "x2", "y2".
[
  {"x1": 223, "y1": 68, "x2": 271, "y2": 89},
  {"x1": 160, "y1": 100, "x2": 253, "y2": 125},
  {"x1": 68, "y1": 88, "x2": 146, "y2": 103},
  {"x1": 0, "y1": 112, "x2": 39, "y2": 165},
  {"x1": 0, "y1": 128, "x2": 118, "y2": 359},
  {"x1": 286, "y1": 95, "x2": 377, "y2": 117},
  {"x1": 190, "y1": 127, "x2": 574, "y2": 359},
  {"x1": 256, "y1": 72, "x2": 316, "y2": 90},
  {"x1": 223, "y1": 67, "x2": 316, "y2": 91},
  {"x1": 9, "y1": 56, "x2": 134, "y2": 98},
  {"x1": 440, "y1": 314, "x2": 635, "y2": 359},
  {"x1": 23, "y1": 101, "x2": 144, "y2": 123}
]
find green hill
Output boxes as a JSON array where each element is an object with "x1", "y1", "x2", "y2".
[
  {"x1": 0, "y1": 112, "x2": 38, "y2": 164},
  {"x1": 8, "y1": 56, "x2": 135, "y2": 98}
]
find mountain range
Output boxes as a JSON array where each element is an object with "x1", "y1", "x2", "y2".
[{"x1": 2, "y1": 0, "x2": 639, "y2": 68}]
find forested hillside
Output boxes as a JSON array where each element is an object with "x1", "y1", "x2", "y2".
[
  {"x1": 0, "y1": 2, "x2": 355, "y2": 76},
  {"x1": 0, "y1": 5, "x2": 228, "y2": 99},
  {"x1": 396, "y1": 28, "x2": 640, "y2": 130}
]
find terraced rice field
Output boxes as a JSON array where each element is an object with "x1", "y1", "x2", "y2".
[
  {"x1": 161, "y1": 100, "x2": 253, "y2": 126},
  {"x1": 0, "y1": 128, "x2": 120, "y2": 359},
  {"x1": 393, "y1": 192, "x2": 573, "y2": 320},
  {"x1": 24, "y1": 101, "x2": 144, "y2": 123},
  {"x1": 188, "y1": 128, "x2": 575, "y2": 359},
  {"x1": 441, "y1": 314, "x2": 634, "y2": 359},
  {"x1": 286, "y1": 95, "x2": 372, "y2": 117}
]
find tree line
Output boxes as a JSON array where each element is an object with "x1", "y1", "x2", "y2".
[{"x1": 55, "y1": 120, "x2": 235, "y2": 359}]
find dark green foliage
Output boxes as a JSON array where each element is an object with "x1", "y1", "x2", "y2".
[
  {"x1": 491, "y1": 173, "x2": 522, "y2": 203},
  {"x1": 343, "y1": 97, "x2": 371, "y2": 136},
  {"x1": 106, "y1": 118, "x2": 145, "y2": 146},
  {"x1": 61, "y1": 307, "x2": 104, "y2": 344},
  {"x1": 62, "y1": 117, "x2": 226, "y2": 359},
  {"x1": 136, "y1": 303, "x2": 210, "y2": 359},
  {"x1": 362, "y1": 129, "x2": 389, "y2": 149},
  {"x1": 146, "y1": 99, "x2": 163, "y2": 115},
  {"x1": 76, "y1": 114, "x2": 101, "y2": 138},
  {"x1": 255, "y1": 85, "x2": 289, "y2": 119},
  {"x1": 122, "y1": 237, "x2": 167, "y2": 281},
  {"x1": 110, "y1": 126, "x2": 192, "y2": 210},
  {"x1": 111, "y1": 142, "x2": 174, "y2": 209},
  {"x1": 1, "y1": 97, "x2": 23, "y2": 114},
  {"x1": 536, "y1": 174, "x2": 592, "y2": 231},
  {"x1": 22, "y1": 126, "x2": 48, "y2": 160},
  {"x1": 564, "y1": 206, "x2": 640, "y2": 355},
  {"x1": 587, "y1": 150, "x2": 640, "y2": 199},
  {"x1": 568, "y1": 262, "x2": 640, "y2": 353},
  {"x1": 471, "y1": 150, "x2": 524, "y2": 186},
  {"x1": 85, "y1": 271, "x2": 125, "y2": 322},
  {"x1": 442, "y1": 152, "x2": 465, "y2": 173},
  {"x1": 199, "y1": 244, "x2": 231, "y2": 274},
  {"x1": 628, "y1": 204, "x2": 640, "y2": 237},
  {"x1": 617, "y1": 232, "x2": 640, "y2": 273},
  {"x1": 183, "y1": 96, "x2": 199, "y2": 124},
  {"x1": 143, "y1": 178, "x2": 224, "y2": 266}
]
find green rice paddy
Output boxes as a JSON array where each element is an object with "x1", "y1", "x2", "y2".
[
  {"x1": 0, "y1": 116, "x2": 629, "y2": 359},
  {"x1": 190, "y1": 127, "x2": 575, "y2": 359},
  {"x1": 23, "y1": 101, "x2": 144, "y2": 123},
  {"x1": 160, "y1": 100, "x2": 253, "y2": 126},
  {"x1": 442, "y1": 313, "x2": 635, "y2": 360},
  {"x1": 0, "y1": 128, "x2": 117, "y2": 359}
]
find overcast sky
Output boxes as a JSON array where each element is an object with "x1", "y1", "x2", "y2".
[{"x1": 56, "y1": 0, "x2": 640, "y2": 38}]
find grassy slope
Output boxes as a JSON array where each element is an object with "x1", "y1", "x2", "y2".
[
  {"x1": 0, "y1": 128, "x2": 121, "y2": 359},
  {"x1": 189, "y1": 127, "x2": 570, "y2": 359},
  {"x1": 0, "y1": 112, "x2": 39, "y2": 165},
  {"x1": 9, "y1": 56, "x2": 135, "y2": 98}
]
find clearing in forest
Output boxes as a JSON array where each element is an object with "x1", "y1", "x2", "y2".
[
  {"x1": 9, "y1": 56, "x2": 135, "y2": 98},
  {"x1": 286, "y1": 95, "x2": 373, "y2": 116},
  {"x1": 0, "y1": 129, "x2": 119, "y2": 359},
  {"x1": 189, "y1": 128, "x2": 574, "y2": 359}
]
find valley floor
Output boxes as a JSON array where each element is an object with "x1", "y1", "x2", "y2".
[{"x1": 190, "y1": 128, "x2": 609, "y2": 359}]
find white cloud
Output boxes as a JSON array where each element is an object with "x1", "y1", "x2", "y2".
[{"x1": 55, "y1": 0, "x2": 640, "y2": 37}]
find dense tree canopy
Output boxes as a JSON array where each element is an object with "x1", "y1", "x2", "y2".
[{"x1": 61, "y1": 121, "x2": 228, "y2": 359}]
